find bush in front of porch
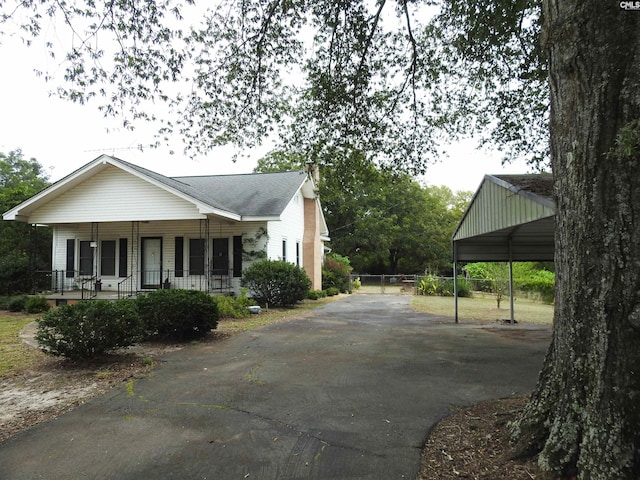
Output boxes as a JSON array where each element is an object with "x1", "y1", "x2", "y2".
[
  {"x1": 36, "y1": 299, "x2": 141, "y2": 360},
  {"x1": 241, "y1": 260, "x2": 311, "y2": 308},
  {"x1": 36, "y1": 289, "x2": 221, "y2": 359},
  {"x1": 137, "y1": 289, "x2": 219, "y2": 340}
]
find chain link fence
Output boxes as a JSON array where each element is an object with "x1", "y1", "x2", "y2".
[{"x1": 350, "y1": 274, "x2": 500, "y2": 297}]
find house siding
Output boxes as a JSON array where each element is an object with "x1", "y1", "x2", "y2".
[
  {"x1": 29, "y1": 165, "x2": 204, "y2": 224},
  {"x1": 266, "y1": 190, "x2": 305, "y2": 264}
]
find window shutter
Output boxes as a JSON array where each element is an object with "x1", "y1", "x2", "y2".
[
  {"x1": 66, "y1": 239, "x2": 75, "y2": 278},
  {"x1": 175, "y1": 237, "x2": 184, "y2": 277},
  {"x1": 119, "y1": 238, "x2": 128, "y2": 277},
  {"x1": 233, "y1": 236, "x2": 242, "y2": 277}
]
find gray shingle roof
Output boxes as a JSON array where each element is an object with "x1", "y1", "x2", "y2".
[
  {"x1": 111, "y1": 156, "x2": 306, "y2": 217},
  {"x1": 115, "y1": 158, "x2": 306, "y2": 217},
  {"x1": 172, "y1": 171, "x2": 307, "y2": 217}
]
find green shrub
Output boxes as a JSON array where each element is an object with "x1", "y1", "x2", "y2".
[
  {"x1": 214, "y1": 290, "x2": 256, "y2": 319},
  {"x1": 454, "y1": 278, "x2": 472, "y2": 297},
  {"x1": 437, "y1": 278, "x2": 472, "y2": 297},
  {"x1": 7, "y1": 295, "x2": 28, "y2": 312},
  {"x1": 36, "y1": 299, "x2": 141, "y2": 360},
  {"x1": 322, "y1": 254, "x2": 353, "y2": 293},
  {"x1": 417, "y1": 276, "x2": 439, "y2": 296},
  {"x1": 307, "y1": 289, "x2": 327, "y2": 300},
  {"x1": 325, "y1": 287, "x2": 340, "y2": 297},
  {"x1": 516, "y1": 269, "x2": 555, "y2": 303},
  {"x1": 351, "y1": 276, "x2": 361, "y2": 290},
  {"x1": 136, "y1": 289, "x2": 218, "y2": 340},
  {"x1": 24, "y1": 296, "x2": 51, "y2": 313},
  {"x1": 0, "y1": 256, "x2": 31, "y2": 295},
  {"x1": 241, "y1": 260, "x2": 311, "y2": 307},
  {"x1": 417, "y1": 276, "x2": 471, "y2": 297}
]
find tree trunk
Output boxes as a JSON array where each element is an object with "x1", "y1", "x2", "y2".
[{"x1": 511, "y1": 1, "x2": 640, "y2": 478}]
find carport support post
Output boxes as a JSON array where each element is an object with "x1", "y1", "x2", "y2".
[
  {"x1": 453, "y1": 244, "x2": 459, "y2": 324},
  {"x1": 508, "y1": 237, "x2": 515, "y2": 324}
]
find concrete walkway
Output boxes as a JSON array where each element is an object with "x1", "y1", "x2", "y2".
[{"x1": 0, "y1": 294, "x2": 551, "y2": 480}]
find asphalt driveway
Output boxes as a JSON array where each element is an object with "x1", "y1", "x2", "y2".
[{"x1": 0, "y1": 294, "x2": 551, "y2": 480}]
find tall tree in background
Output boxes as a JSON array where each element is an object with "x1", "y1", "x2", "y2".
[
  {"x1": 255, "y1": 150, "x2": 466, "y2": 274},
  {"x1": 0, "y1": 150, "x2": 51, "y2": 294},
  {"x1": 3, "y1": 1, "x2": 640, "y2": 476}
]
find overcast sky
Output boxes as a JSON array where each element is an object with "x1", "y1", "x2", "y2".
[{"x1": 0, "y1": 32, "x2": 534, "y2": 194}]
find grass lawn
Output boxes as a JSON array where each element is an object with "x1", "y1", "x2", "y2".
[
  {"x1": 0, "y1": 313, "x2": 47, "y2": 377},
  {"x1": 412, "y1": 292, "x2": 554, "y2": 324},
  {"x1": 217, "y1": 296, "x2": 341, "y2": 335}
]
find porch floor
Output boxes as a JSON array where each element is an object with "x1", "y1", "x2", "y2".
[
  {"x1": 44, "y1": 289, "x2": 229, "y2": 305},
  {"x1": 44, "y1": 291, "x2": 134, "y2": 304}
]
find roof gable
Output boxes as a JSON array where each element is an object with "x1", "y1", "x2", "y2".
[
  {"x1": 453, "y1": 173, "x2": 555, "y2": 242},
  {"x1": 30, "y1": 165, "x2": 208, "y2": 223},
  {"x1": 452, "y1": 174, "x2": 555, "y2": 262}
]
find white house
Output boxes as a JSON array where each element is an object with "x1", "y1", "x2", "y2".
[{"x1": 3, "y1": 155, "x2": 329, "y2": 300}]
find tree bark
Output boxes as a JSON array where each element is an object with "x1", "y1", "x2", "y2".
[{"x1": 511, "y1": 1, "x2": 640, "y2": 478}]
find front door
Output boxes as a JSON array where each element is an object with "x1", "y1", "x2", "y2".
[{"x1": 141, "y1": 237, "x2": 162, "y2": 289}]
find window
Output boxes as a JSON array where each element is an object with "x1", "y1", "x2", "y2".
[
  {"x1": 79, "y1": 241, "x2": 93, "y2": 276},
  {"x1": 189, "y1": 238, "x2": 205, "y2": 275},
  {"x1": 296, "y1": 241, "x2": 301, "y2": 267},
  {"x1": 100, "y1": 240, "x2": 116, "y2": 276},
  {"x1": 282, "y1": 238, "x2": 287, "y2": 262},
  {"x1": 233, "y1": 236, "x2": 243, "y2": 277},
  {"x1": 119, "y1": 238, "x2": 128, "y2": 277},
  {"x1": 175, "y1": 237, "x2": 184, "y2": 277}
]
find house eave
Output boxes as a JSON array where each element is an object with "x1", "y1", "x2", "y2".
[
  {"x1": 242, "y1": 215, "x2": 280, "y2": 222},
  {"x1": 199, "y1": 207, "x2": 242, "y2": 221}
]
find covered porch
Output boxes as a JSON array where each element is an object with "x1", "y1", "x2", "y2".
[{"x1": 43, "y1": 217, "x2": 263, "y2": 301}]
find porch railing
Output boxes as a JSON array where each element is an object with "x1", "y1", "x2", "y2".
[
  {"x1": 155, "y1": 269, "x2": 234, "y2": 293},
  {"x1": 31, "y1": 270, "x2": 92, "y2": 295},
  {"x1": 80, "y1": 276, "x2": 98, "y2": 299},
  {"x1": 118, "y1": 274, "x2": 136, "y2": 299},
  {"x1": 30, "y1": 269, "x2": 235, "y2": 298}
]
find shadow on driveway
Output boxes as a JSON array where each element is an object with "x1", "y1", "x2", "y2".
[{"x1": 0, "y1": 294, "x2": 550, "y2": 480}]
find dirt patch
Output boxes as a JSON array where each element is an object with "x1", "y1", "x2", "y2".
[{"x1": 0, "y1": 337, "x2": 185, "y2": 443}]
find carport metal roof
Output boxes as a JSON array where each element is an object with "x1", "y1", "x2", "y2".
[{"x1": 452, "y1": 174, "x2": 555, "y2": 263}]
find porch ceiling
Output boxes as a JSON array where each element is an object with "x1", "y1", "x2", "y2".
[{"x1": 454, "y1": 216, "x2": 555, "y2": 262}]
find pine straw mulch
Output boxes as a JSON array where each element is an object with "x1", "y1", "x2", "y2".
[{"x1": 418, "y1": 395, "x2": 545, "y2": 480}]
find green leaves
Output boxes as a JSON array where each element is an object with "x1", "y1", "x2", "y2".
[
  {"x1": 3, "y1": 0, "x2": 550, "y2": 170},
  {"x1": 0, "y1": 151, "x2": 52, "y2": 292},
  {"x1": 424, "y1": 0, "x2": 548, "y2": 167}
]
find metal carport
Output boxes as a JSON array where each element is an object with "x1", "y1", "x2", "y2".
[{"x1": 452, "y1": 174, "x2": 555, "y2": 323}]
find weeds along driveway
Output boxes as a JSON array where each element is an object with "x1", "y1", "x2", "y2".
[{"x1": 0, "y1": 294, "x2": 551, "y2": 480}]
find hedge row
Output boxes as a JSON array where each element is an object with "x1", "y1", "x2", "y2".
[{"x1": 36, "y1": 289, "x2": 220, "y2": 360}]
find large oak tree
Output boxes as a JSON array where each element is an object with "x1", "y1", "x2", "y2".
[
  {"x1": 3, "y1": 0, "x2": 640, "y2": 477},
  {"x1": 510, "y1": 2, "x2": 640, "y2": 477}
]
